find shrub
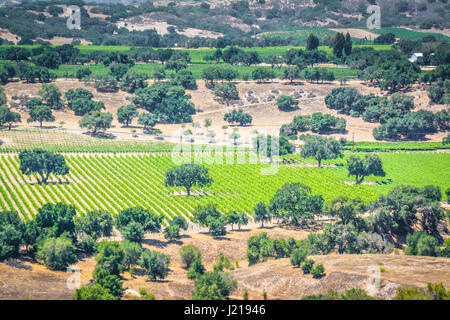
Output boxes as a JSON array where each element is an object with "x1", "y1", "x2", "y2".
[
  {"x1": 37, "y1": 236, "x2": 77, "y2": 270},
  {"x1": 139, "y1": 249, "x2": 170, "y2": 281},
  {"x1": 179, "y1": 245, "x2": 201, "y2": 269},
  {"x1": 290, "y1": 248, "x2": 307, "y2": 267},
  {"x1": 301, "y1": 259, "x2": 315, "y2": 274},
  {"x1": 311, "y1": 264, "x2": 325, "y2": 278}
]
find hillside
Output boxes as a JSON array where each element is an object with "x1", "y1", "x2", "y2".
[
  {"x1": 1, "y1": 225, "x2": 449, "y2": 300},
  {"x1": 0, "y1": 0, "x2": 448, "y2": 46}
]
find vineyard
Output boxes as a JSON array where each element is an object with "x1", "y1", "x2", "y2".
[
  {"x1": 0, "y1": 151, "x2": 448, "y2": 223},
  {"x1": 0, "y1": 130, "x2": 175, "y2": 153}
]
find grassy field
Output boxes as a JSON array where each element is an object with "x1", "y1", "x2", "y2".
[
  {"x1": 0, "y1": 61, "x2": 358, "y2": 80},
  {"x1": 0, "y1": 146, "x2": 448, "y2": 222},
  {"x1": 0, "y1": 44, "x2": 393, "y2": 64},
  {"x1": 344, "y1": 141, "x2": 450, "y2": 152}
]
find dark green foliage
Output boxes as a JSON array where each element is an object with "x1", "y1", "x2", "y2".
[
  {"x1": 27, "y1": 104, "x2": 55, "y2": 127},
  {"x1": 213, "y1": 82, "x2": 240, "y2": 105},
  {"x1": 0, "y1": 211, "x2": 24, "y2": 261},
  {"x1": 301, "y1": 258, "x2": 315, "y2": 274},
  {"x1": 175, "y1": 69, "x2": 197, "y2": 90},
  {"x1": 117, "y1": 104, "x2": 138, "y2": 127},
  {"x1": 79, "y1": 111, "x2": 113, "y2": 134},
  {"x1": 73, "y1": 284, "x2": 116, "y2": 300},
  {"x1": 121, "y1": 240, "x2": 143, "y2": 270},
  {"x1": 346, "y1": 154, "x2": 385, "y2": 184},
  {"x1": 19, "y1": 150, "x2": 69, "y2": 185},
  {"x1": 277, "y1": 95, "x2": 298, "y2": 111},
  {"x1": 95, "y1": 241, "x2": 125, "y2": 277},
  {"x1": 37, "y1": 236, "x2": 77, "y2": 270},
  {"x1": 71, "y1": 99, "x2": 105, "y2": 116},
  {"x1": 368, "y1": 185, "x2": 445, "y2": 236},
  {"x1": 120, "y1": 70, "x2": 148, "y2": 93},
  {"x1": 300, "y1": 135, "x2": 343, "y2": 167},
  {"x1": 94, "y1": 75, "x2": 119, "y2": 93},
  {"x1": 187, "y1": 259, "x2": 206, "y2": 280},
  {"x1": 115, "y1": 207, "x2": 162, "y2": 243},
  {"x1": 74, "y1": 210, "x2": 113, "y2": 240},
  {"x1": 93, "y1": 269, "x2": 124, "y2": 299},
  {"x1": 269, "y1": 182, "x2": 323, "y2": 226},
  {"x1": 133, "y1": 82, "x2": 195, "y2": 124},
  {"x1": 303, "y1": 68, "x2": 335, "y2": 83},
  {"x1": 405, "y1": 231, "x2": 440, "y2": 257},
  {"x1": 311, "y1": 263, "x2": 325, "y2": 278},
  {"x1": 139, "y1": 249, "x2": 170, "y2": 281},
  {"x1": 0, "y1": 106, "x2": 21, "y2": 130},
  {"x1": 138, "y1": 112, "x2": 158, "y2": 132},
  {"x1": 163, "y1": 225, "x2": 180, "y2": 241},
  {"x1": 290, "y1": 248, "x2": 307, "y2": 267},
  {"x1": 192, "y1": 271, "x2": 236, "y2": 300},
  {"x1": 246, "y1": 232, "x2": 275, "y2": 265},
  {"x1": 224, "y1": 109, "x2": 252, "y2": 126},
  {"x1": 179, "y1": 245, "x2": 201, "y2": 269},
  {"x1": 253, "y1": 202, "x2": 271, "y2": 228},
  {"x1": 213, "y1": 252, "x2": 234, "y2": 272},
  {"x1": 165, "y1": 164, "x2": 213, "y2": 196},
  {"x1": 307, "y1": 34, "x2": 319, "y2": 51}
]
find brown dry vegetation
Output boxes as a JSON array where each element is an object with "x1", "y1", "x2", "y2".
[
  {"x1": 3, "y1": 79, "x2": 448, "y2": 143},
  {"x1": 1, "y1": 225, "x2": 449, "y2": 300}
]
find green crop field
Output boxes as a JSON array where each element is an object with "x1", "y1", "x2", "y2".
[
  {"x1": 0, "y1": 61, "x2": 357, "y2": 80},
  {"x1": 0, "y1": 150, "x2": 447, "y2": 222},
  {"x1": 0, "y1": 129, "x2": 175, "y2": 153},
  {"x1": 0, "y1": 44, "x2": 393, "y2": 64}
]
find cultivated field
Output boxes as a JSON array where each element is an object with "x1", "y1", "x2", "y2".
[{"x1": 0, "y1": 151, "x2": 448, "y2": 222}]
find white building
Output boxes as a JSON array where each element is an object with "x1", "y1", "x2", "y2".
[{"x1": 408, "y1": 53, "x2": 423, "y2": 63}]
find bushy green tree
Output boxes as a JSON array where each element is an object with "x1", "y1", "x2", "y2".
[
  {"x1": 0, "y1": 106, "x2": 21, "y2": 130},
  {"x1": 192, "y1": 271, "x2": 236, "y2": 300},
  {"x1": 115, "y1": 207, "x2": 162, "y2": 243},
  {"x1": 0, "y1": 211, "x2": 25, "y2": 261},
  {"x1": 37, "y1": 236, "x2": 77, "y2": 270},
  {"x1": 139, "y1": 249, "x2": 170, "y2": 281},
  {"x1": 73, "y1": 284, "x2": 116, "y2": 300},
  {"x1": 346, "y1": 154, "x2": 385, "y2": 184},
  {"x1": 117, "y1": 104, "x2": 138, "y2": 127},
  {"x1": 79, "y1": 111, "x2": 113, "y2": 134},
  {"x1": 254, "y1": 202, "x2": 271, "y2": 228},
  {"x1": 74, "y1": 210, "x2": 113, "y2": 240},
  {"x1": 277, "y1": 95, "x2": 298, "y2": 111},
  {"x1": 179, "y1": 245, "x2": 202, "y2": 269},
  {"x1": 38, "y1": 83, "x2": 62, "y2": 109},
  {"x1": 165, "y1": 164, "x2": 213, "y2": 196},
  {"x1": 290, "y1": 248, "x2": 307, "y2": 267},
  {"x1": 27, "y1": 104, "x2": 55, "y2": 127},
  {"x1": 300, "y1": 135, "x2": 343, "y2": 167},
  {"x1": 19, "y1": 150, "x2": 69, "y2": 184},
  {"x1": 269, "y1": 183, "x2": 323, "y2": 226},
  {"x1": 311, "y1": 264, "x2": 325, "y2": 278}
]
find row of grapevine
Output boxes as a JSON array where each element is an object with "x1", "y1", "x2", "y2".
[{"x1": 0, "y1": 152, "x2": 447, "y2": 222}]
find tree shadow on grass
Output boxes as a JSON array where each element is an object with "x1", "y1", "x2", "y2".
[
  {"x1": 142, "y1": 238, "x2": 170, "y2": 248},
  {"x1": 83, "y1": 132, "x2": 116, "y2": 140}
]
